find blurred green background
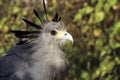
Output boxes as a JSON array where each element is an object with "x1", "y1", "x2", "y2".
[{"x1": 0, "y1": 0, "x2": 120, "y2": 80}]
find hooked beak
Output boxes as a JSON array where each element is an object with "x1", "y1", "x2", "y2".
[
  {"x1": 64, "y1": 32, "x2": 73, "y2": 44},
  {"x1": 55, "y1": 31, "x2": 73, "y2": 46}
]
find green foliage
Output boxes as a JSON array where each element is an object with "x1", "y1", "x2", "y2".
[{"x1": 0, "y1": 0, "x2": 120, "y2": 80}]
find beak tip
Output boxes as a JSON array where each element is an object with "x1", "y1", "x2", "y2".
[{"x1": 66, "y1": 32, "x2": 73, "y2": 44}]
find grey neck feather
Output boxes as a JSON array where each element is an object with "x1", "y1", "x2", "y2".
[
  {"x1": 29, "y1": 33, "x2": 69, "y2": 80},
  {"x1": 31, "y1": 33, "x2": 62, "y2": 59},
  {"x1": 31, "y1": 33, "x2": 68, "y2": 63}
]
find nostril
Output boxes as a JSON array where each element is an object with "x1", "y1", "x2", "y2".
[{"x1": 65, "y1": 33, "x2": 67, "y2": 35}]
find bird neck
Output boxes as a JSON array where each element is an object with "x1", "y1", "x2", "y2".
[{"x1": 31, "y1": 37, "x2": 64, "y2": 61}]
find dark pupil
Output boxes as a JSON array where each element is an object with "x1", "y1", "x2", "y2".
[{"x1": 51, "y1": 30, "x2": 57, "y2": 35}]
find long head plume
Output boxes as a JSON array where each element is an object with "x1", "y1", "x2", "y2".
[
  {"x1": 43, "y1": 0, "x2": 48, "y2": 21},
  {"x1": 33, "y1": 9, "x2": 44, "y2": 25},
  {"x1": 10, "y1": 0, "x2": 62, "y2": 43},
  {"x1": 52, "y1": 13, "x2": 61, "y2": 22}
]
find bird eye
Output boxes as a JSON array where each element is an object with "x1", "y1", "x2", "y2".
[{"x1": 50, "y1": 30, "x2": 57, "y2": 35}]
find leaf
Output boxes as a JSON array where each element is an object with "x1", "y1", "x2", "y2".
[
  {"x1": 111, "y1": 21, "x2": 120, "y2": 37},
  {"x1": 0, "y1": 18, "x2": 7, "y2": 30},
  {"x1": 73, "y1": 10, "x2": 82, "y2": 22},
  {"x1": 107, "y1": 0, "x2": 117, "y2": 7},
  {"x1": 95, "y1": 2, "x2": 103, "y2": 11},
  {"x1": 104, "y1": 3, "x2": 111, "y2": 12},
  {"x1": 95, "y1": 11, "x2": 105, "y2": 23},
  {"x1": 13, "y1": 6, "x2": 20, "y2": 14},
  {"x1": 93, "y1": 28, "x2": 101, "y2": 37},
  {"x1": 81, "y1": 71, "x2": 89, "y2": 79},
  {"x1": 84, "y1": 6, "x2": 94, "y2": 14},
  {"x1": 104, "y1": 0, "x2": 117, "y2": 11}
]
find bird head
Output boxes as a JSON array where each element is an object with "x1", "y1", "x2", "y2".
[
  {"x1": 10, "y1": 0, "x2": 73, "y2": 48},
  {"x1": 41, "y1": 21, "x2": 73, "y2": 47}
]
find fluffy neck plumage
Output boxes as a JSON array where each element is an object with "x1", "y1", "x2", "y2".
[
  {"x1": 29, "y1": 34, "x2": 69, "y2": 80},
  {"x1": 31, "y1": 33, "x2": 66, "y2": 62}
]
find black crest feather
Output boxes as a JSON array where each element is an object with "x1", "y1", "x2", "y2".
[
  {"x1": 10, "y1": 30, "x2": 40, "y2": 38},
  {"x1": 52, "y1": 13, "x2": 61, "y2": 22},
  {"x1": 43, "y1": 0, "x2": 48, "y2": 21},
  {"x1": 22, "y1": 17, "x2": 42, "y2": 29},
  {"x1": 33, "y1": 9, "x2": 44, "y2": 24},
  {"x1": 10, "y1": 0, "x2": 62, "y2": 43}
]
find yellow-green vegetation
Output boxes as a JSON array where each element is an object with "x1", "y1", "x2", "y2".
[{"x1": 0, "y1": 0, "x2": 120, "y2": 80}]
